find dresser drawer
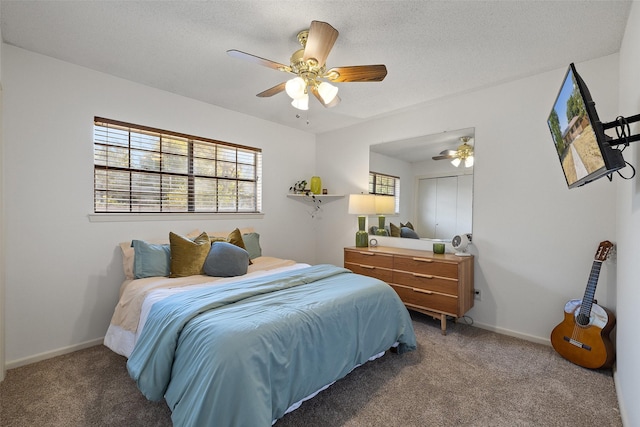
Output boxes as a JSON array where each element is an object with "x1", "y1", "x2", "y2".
[
  {"x1": 345, "y1": 262, "x2": 393, "y2": 283},
  {"x1": 390, "y1": 284, "x2": 459, "y2": 315},
  {"x1": 392, "y1": 270, "x2": 458, "y2": 295},
  {"x1": 393, "y1": 255, "x2": 458, "y2": 278},
  {"x1": 344, "y1": 250, "x2": 393, "y2": 269}
]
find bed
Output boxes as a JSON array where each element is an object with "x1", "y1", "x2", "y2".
[{"x1": 104, "y1": 231, "x2": 417, "y2": 427}]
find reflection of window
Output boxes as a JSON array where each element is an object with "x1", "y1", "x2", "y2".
[
  {"x1": 369, "y1": 171, "x2": 400, "y2": 213},
  {"x1": 94, "y1": 117, "x2": 262, "y2": 213}
]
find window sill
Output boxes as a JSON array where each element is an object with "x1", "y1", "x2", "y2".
[{"x1": 88, "y1": 212, "x2": 265, "y2": 223}]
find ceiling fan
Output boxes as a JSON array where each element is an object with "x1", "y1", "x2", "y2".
[
  {"x1": 432, "y1": 136, "x2": 475, "y2": 168},
  {"x1": 227, "y1": 20, "x2": 387, "y2": 111}
]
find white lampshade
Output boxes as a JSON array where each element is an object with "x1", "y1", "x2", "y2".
[
  {"x1": 285, "y1": 77, "x2": 306, "y2": 99},
  {"x1": 451, "y1": 157, "x2": 462, "y2": 167},
  {"x1": 317, "y1": 81, "x2": 339, "y2": 104},
  {"x1": 465, "y1": 155, "x2": 474, "y2": 168},
  {"x1": 291, "y1": 93, "x2": 309, "y2": 110},
  {"x1": 348, "y1": 194, "x2": 376, "y2": 215},
  {"x1": 374, "y1": 195, "x2": 395, "y2": 215}
]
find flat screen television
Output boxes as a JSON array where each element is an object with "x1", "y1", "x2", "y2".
[{"x1": 547, "y1": 63, "x2": 625, "y2": 189}]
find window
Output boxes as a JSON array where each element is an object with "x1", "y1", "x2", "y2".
[
  {"x1": 369, "y1": 171, "x2": 400, "y2": 213},
  {"x1": 94, "y1": 117, "x2": 262, "y2": 213}
]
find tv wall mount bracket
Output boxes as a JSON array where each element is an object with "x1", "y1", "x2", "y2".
[{"x1": 602, "y1": 113, "x2": 640, "y2": 147}]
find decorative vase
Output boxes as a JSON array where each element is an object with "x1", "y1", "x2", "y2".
[
  {"x1": 355, "y1": 216, "x2": 368, "y2": 247},
  {"x1": 310, "y1": 176, "x2": 322, "y2": 195}
]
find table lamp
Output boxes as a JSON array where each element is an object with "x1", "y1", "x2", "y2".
[
  {"x1": 374, "y1": 195, "x2": 396, "y2": 236},
  {"x1": 348, "y1": 194, "x2": 376, "y2": 247}
]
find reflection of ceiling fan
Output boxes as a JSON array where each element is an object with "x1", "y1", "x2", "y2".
[
  {"x1": 432, "y1": 136, "x2": 475, "y2": 168},
  {"x1": 227, "y1": 20, "x2": 387, "y2": 111}
]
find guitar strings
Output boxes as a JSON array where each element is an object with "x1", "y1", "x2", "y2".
[{"x1": 570, "y1": 261, "x2": 602, "y2": 345}]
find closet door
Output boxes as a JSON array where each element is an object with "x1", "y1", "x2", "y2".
[
  {"x1": 417, "y1": 176, "x2": 457, "y2": 239},
  {"x1": 417, "y1": 177, "x2": 437, "y2": 238},
  {"x1": 434, "y1": 176, "x2": 457, "y2": 239}
]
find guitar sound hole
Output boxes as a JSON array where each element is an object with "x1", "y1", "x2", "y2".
[{"x1": 576, "y1": 314, "x2": 590, "y2": 326}]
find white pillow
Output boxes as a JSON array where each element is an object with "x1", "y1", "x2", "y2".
[{"x1": 207, "y1": 226, "x2": 254, "y2": 238}]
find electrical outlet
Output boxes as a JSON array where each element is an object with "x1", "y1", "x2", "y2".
[{"x1": 474, "y1": 289, "x2": 482, "y2": 301}]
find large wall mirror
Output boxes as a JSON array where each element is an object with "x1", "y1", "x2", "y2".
[{"x1": 369, "y1": 127, "x2": 474, "y2": 242}]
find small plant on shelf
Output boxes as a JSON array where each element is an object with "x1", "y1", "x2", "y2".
[
  {"x1": 289, "y1": 179, "x2": 322, "y2": 217},
  {"x1": 290, "y1": 180, "x2": 308, "y2": 194},
  {"x1": 305, "y1": 193, "x2": 322, "y2": 218}
]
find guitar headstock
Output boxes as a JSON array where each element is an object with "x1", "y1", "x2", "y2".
[{"x1": 595, "y1": 240, "x2": 614, "y2": 262}]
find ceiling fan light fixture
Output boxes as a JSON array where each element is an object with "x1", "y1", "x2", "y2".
[
  {"x1": 451, "y1": 158, "x2": 462, "y2": 167},
  {"x1": 317, "y1": 81, "x2": 338, "y2": 104},
  {"x1": 465, "y1": 156, "x2": 474, "y2": 168},
  {"x1": 285, "y1": 76, "x2": 307, "y2": 99},
  {"x1": 291, "y1": 93, "x2": 309, "y2": 110}
]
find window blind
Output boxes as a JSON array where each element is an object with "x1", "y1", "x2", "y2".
[
  {"x1": 94, "y1": 117, "x2": 262, "y2": 213},
  {"x1": 369, "y1": 171, "x2": 400, "y2": 213}
]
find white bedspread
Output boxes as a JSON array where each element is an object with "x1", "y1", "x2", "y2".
[{"x1": 104, "y1": 257, "x2": 307, "y2": 357}]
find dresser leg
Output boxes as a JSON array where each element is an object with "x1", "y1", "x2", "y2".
[{"x1": 440, "y1": 314, "x2": 447, "y2": 335}]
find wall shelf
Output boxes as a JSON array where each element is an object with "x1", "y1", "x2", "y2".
[
  {"x1": 287, "y1": 194, "x2": 344, "y2": 204},
  {"x1": 287, "y1": 194, "x2": 344, "y2": 218}
]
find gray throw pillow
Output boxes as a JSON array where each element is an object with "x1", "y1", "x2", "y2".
[
  {"x1": 203, "y1": 242, "x2": 250, "y2": 277},
  {"x1": 400, "y1": 227, "x2": 419, "y2": 239}
]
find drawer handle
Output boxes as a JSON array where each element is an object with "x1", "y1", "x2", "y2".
[
  {"x1": 413, "y1": 273, "x2": 434, "y2": 279},
  {"x1": 360, "y1": 265, "x2": 376, "y2": 269},
  {"x1": 413, "y1": 288, "x2": 433, "y2": 295},
  {"x1": 359, "y1": 252, "x2": 375, "y2": 256},
  {"x1": 413, "y1": 257, "x2": 433, "y2": 263}
]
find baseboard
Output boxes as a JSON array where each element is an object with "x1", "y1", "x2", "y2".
[
  {"x1": 613, "y1": 364, "x2": 629, "y2": 426},
  {"x1": 5, "y1": 337, "x2": 104, "y2": 370},
  {"x1": 466, "y1": 320, "x2": 551, "y2": 346}
]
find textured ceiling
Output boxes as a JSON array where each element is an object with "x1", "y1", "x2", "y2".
[{"x1": 0, "y1": 1, "x2": 633, "y2": 135}]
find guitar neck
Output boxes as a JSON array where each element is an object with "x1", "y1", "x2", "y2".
[{"x1": 579, "y1": 260, "x2": 602, "y2": 318}]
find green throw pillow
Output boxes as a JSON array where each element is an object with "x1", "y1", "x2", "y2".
[
  {"x1": 227, "y1": 228, "x2": 253, "y2": 264},
  {"x1": 401, "y1": 221, "x2": 415, "y2": 230},
  {"x1": 390, "y1": 223, "x2": 401, "y2": 237},
  {"x1": 169, "y1": 231, "x2": 211, "y2": 278}
]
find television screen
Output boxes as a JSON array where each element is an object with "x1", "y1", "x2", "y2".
[{"x1": 547, "y1": 63, "x2": 625, "y2": 188}]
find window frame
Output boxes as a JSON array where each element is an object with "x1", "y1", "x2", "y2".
[
  {"x1": 93, "y1": 117, "x2": 262, "y2": 215},
  {"x1": 369, "y1": 171, "x2": 400, "y2": 214}
]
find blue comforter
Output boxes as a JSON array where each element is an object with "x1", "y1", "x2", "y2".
[{"x1": 127, "y1": 264, "x2": 416, "y2": 427}]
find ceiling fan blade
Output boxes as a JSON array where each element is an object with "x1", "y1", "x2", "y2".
[
  {"x1": 310, "y1": 86, "x2": 341, "y2": 108},
  {"x1": 257, "y1": 82, "x2": 286, "y2": 97},
  {"x1": 303, "y1": 21, "x2": 339, "y2": 67},
  {"x1": 227, "y1": 49, "x2": 291, "y2": 72},
  {"x1": 325, "y1": 65, "x2": 388, "y2": 82},
  {"x1": 432, "y1": 150, "x2": 458, "y2": 160}
]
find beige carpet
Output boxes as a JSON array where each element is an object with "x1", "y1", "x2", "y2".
[{"x1": 0, "y1": 312, "x2": 622, "y2": 426}]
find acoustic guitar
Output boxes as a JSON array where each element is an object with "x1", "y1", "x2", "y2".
[{"x1": 550, "y1": 240, "x2": 616, "y2": 369}]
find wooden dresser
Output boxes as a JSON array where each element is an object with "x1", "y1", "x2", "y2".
[{"x1": 344, "y1": 246, "x2": 474, "y2": 334}]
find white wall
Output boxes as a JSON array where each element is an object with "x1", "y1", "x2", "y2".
[
  {"x1": 316, "y1": 54, "x2": 620, "y2": 345},
  {"x1": 1, "y1": 45, "x2": 320, "y2": 366},
  {"x1": 0, "y1": 5, "x2": 5, "y2": 381},
  {"x1": 615, "y1": 2, "x2": 640, "y2": 425}
]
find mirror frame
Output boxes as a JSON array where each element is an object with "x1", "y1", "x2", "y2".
[{"x1": 369, "y1": 128, "x2": 474, "y2": 245}]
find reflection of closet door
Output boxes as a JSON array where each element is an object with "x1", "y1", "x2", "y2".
[
  {"x1": 435, "y1": 177, "x2": 457, "y2": 239},
  {"x1": 417, "y1": 178, "x2": 437, "y2": 238},
  {"x1": 417, "y1": 176, "x2": 457, "y2": 239}
]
